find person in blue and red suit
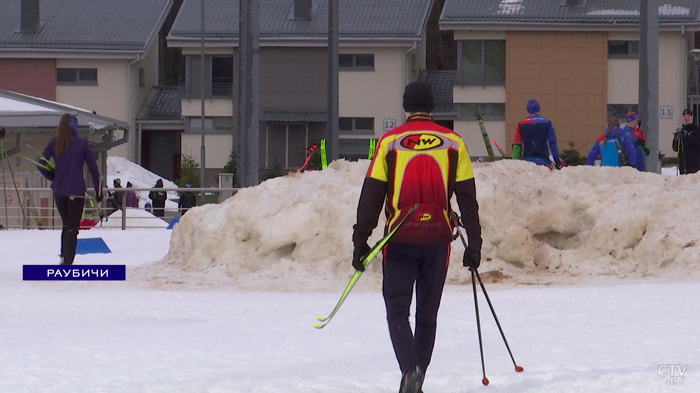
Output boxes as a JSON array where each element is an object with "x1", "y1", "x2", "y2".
[
  {"x1": 621, "y1": 112, "x2": 649, "y2": 171},
  {"x1": 512, "y1": 99, "x2": 561, "y2": 169},
  {"x1": 37, "y1": 113, "x2": 102, "y2": 265},
  {"x1": 586, "y1": 117, "x2": 637, "y2": 167},
  {"x1": 352, "y1": 82, "x2": 482, "y2": 393}
]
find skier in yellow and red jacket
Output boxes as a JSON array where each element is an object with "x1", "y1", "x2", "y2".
[{"x1": 352, "y1": 81, "x2": 482, "y2": 393}]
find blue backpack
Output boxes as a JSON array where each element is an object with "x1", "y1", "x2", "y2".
[{"x1": 598, "y1": 128, "x2": 628, "y2": 167}]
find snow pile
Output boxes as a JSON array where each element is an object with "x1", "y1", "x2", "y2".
[
  {"x1": 106, "y1": 156, "x2": 178, "y2": 209},
  {"x1": 99, "y1": 208, "x2": 168, "y2": 229},
  {"x1": 133, "y1": 159, "x2": 700, "y2": 291}
]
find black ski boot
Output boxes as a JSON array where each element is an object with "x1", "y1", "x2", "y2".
[{"x1": 399, "y1": 367, "x2": 424, "y2": 393}]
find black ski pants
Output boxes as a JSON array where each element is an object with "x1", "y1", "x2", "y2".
[
  {"x1": 382, "y1": 242, "x2": 449, "y2": 374},
  {"x1": 54, "y1": 195, "x2": 84, "y2": 265}
]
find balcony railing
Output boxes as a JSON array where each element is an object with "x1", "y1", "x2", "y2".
[
  {"x1": 0, "y1": 187, "x2": 239, "y2": 230},
  {"x1": 178, "y1": 83, "x2": 234, "y2": 99}
]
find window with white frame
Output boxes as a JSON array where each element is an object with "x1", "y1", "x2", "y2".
[
  {"x1": 339, "y1": 117, "x2": 374, "y2": 135},
  {"x1": 339, "y1": 54, "x2": 375, "y2": 71},
  {"x1": 56, "y1": 68, "x2": 98, "y2": 85},
  {"x1": 458, "y1": 103, "x2": 506, "y2": 120},
  {"x1": 211, "y1": 56, "x2": 234, "y2": 96},
  {"x1": 459, "y1": 40, "x2": 505, "y2": 86},
  {"x1": 608, "y1": 41, "x2": 639, "y2": 58}
]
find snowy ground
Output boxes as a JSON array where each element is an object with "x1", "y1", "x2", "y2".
[
  {"x1": 2, "y1": 229, "x2": 699, "y2": 392},
  {"x1": 2, "y1": 159, "x2": 700, "y2": 392}
]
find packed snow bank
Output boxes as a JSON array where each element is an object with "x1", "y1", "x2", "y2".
[{"x1": 133, "y1": 159, "x2": 700, "y2": 291}]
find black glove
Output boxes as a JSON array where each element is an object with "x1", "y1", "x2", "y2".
[
  {"x1": 463, "y1": 249, "x2": 481, "y2": 271},
  {"x1": 352, "y1": 242, "x2": 371, "y2": 272},
  {"x1": 95, "y1": 188, "x2": 103, "y2": 203},
  {"x1": 644, "y1": 147, "x2": 650, "y2": 156}
]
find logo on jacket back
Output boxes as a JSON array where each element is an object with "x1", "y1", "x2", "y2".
[
  {"x1": 400, "y1": 134, "x2": 444, "y2": 150},
  {"x1": 416, "y1": 213, "x2": 432, "y2": 221}
]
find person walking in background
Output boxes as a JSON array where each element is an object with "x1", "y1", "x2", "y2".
[
  {"x1": 36, "y1": 113, "x2": 102, "y2": 265},
  {"x1": 125, "y1": 181, "x2": 138, "y2": 208},
  {"x1": 621, "y1": 112, "x2": 649, "y2": 171},
  {"x1": 352, "y1": 82, "x2": 482, "y2": 393},
  {"x1": 110, "y1": 178, "x2": 124, "y2": 214},
  {"x1": 672, "y1": 109, "x2": 700, "y2": 174},
  {"x1": 512, "y1": 99, "x2": 561, "y2": 169},
  {"x1": 178, "y1": 183, "x2": 197, "y2": 216},
  {"x1": 149, "y1": 179, "x2": 167, "y2": 218},
  {"x1": 586, "y1": 118, "x2": 636, "y2": 167}
]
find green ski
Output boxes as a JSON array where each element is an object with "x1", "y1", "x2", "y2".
[
  {"x1": 476, "y1": 113, "x2": 496, "y2": 162},
  {"x1": 314, "y1": 203, "x2": 419, "y2": 329},
  {"x1": 25, "y1": 157, "x2": 54, "y2": 172}
]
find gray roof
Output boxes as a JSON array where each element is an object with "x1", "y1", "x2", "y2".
[
  {"x1": 138, "y1": 87, "x2": 183, "y2": 121},
  {"x1": 0, "y1": 0, "x2": 172, "y2": 52},
  {"x1": 169, "y1": 0, "x2": 433, "y2": 42},
  {"x1": 441, "y1": 0, "x2": 700, "y2": 28},
  {"x1": 418, "y1": 70, "x2": 457, "y2": 115}
]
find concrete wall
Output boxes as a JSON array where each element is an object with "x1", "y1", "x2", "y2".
[
  {"x1": 340, "y1": 47, "x2": 407, "y2": 138},
  {"x1": 181, "y1": 133, "x2": 231, "y2": 168},
  {"x1": 261, "y1": 47, "x2": 327, "y2": 110},
  {"x1": 607, "y1": 31, "x2": 686, "y2": 158},
  {"x1": 453, "y1": 86, "x2": 507, "y2": 157}
]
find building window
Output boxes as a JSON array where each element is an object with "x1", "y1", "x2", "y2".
[
  {"x1": 214, "y1": 117, "x2": 233, "y2": 131},
  {"x1": 339, "y1": 138, "x2": 375, "y2": 161},
  {"x1": 608, "y1": 41, "x2": 639, "y2": 58},
  {"x1": 263, "y1": 123, "x2": 310, "y2": 168},
  {"x1": 139, "y1": 68, "x2": 146, "y2": 87},
  {"x1": 339, "y1": 54, "x2": 375, "y2": 70},
  {"x1": 339, "y1": 117, "x2": 374, "y2": 135},
  {"x1": 607, "y1": 104, "x2": 638, "y2": 121},
  {"x1": 458, "y1": 103, "x2": 506, "y2": 120},
  {"x1": 211, "y1": 56, "x2": 234, "y2": 96},
  {"x1": 459, "y1": 40, "x2": 505, "y2": 86},
  {"x1": 56, "y1": 68, "x2": 98, "y2": 85}
]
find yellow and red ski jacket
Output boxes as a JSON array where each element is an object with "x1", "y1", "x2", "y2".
[{"x1": 353, "y1": 115, "x2": 482, "y2": 249}]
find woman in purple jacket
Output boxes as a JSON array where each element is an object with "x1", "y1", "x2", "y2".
[
  {"x1": 37, "y1": 114, "x2": 102, "y2": 265},
  {"x1": 125, "y1": 182, "x2": 138, "y2": 208}
]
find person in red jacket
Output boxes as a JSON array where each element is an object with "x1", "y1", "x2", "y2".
[{"x1": 353, "y1": 82, "x2": 482, "y2": 393}]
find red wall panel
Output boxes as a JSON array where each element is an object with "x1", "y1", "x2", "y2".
[{"x1": 0, "y1": 58, "x2": 56, "y2": 100}]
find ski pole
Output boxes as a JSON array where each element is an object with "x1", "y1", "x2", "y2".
[
  {"x1": 0, "y1": 139, "x2": 27, "y2": 228},
  {"x1": 0, "y1": 128, "x2": 8, "y2": 227},
  {"x1": 455, "y1": 224, "x2": 524, "y2": 374},
  {"x1": 471, "y1": 267, "x2": 489, "y2": 386},
  {"x1": 531, "y1": 139, "x2": 560, "y2": 170},
  {"x1": 492, "y1": 139, "x2": 508, "y2": 159},
  {"x1": 473, "y1": 268, "x2": 524, "y2": 373}
]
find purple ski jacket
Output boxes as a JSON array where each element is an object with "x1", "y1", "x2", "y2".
[{"x1": 38, "y1": 129, "x2": 100, "y2": 197}]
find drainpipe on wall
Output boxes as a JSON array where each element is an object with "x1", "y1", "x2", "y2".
[
  {"x1": 681, "y1": 26, "x2": 687, "y2": 110},
  {"x1": 126, "y1": 54, "x2": 142, "y2": 162},
  {"x1": 402, "y1": 42, "x2": 418, "y2": 86}
]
